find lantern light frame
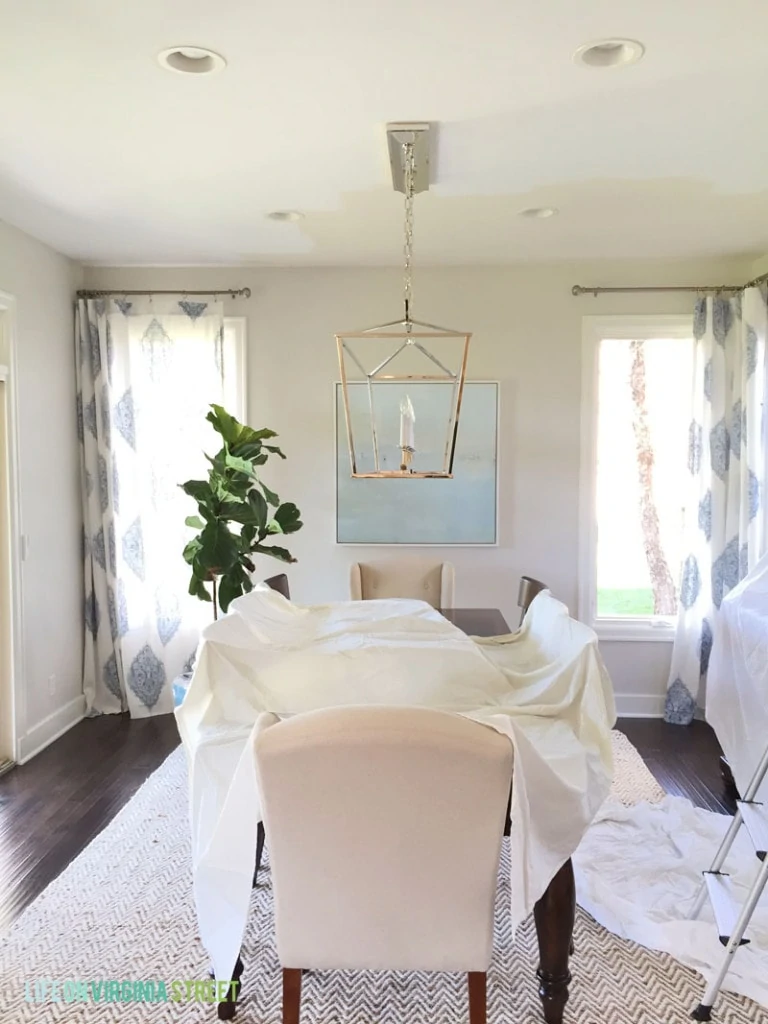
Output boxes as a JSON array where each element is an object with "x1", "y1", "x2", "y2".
[
  {"x1": 335, "y1": 318, "x2": 471, "y2": 478},
  {"x1": 335, "y1": 122, "x2": 472, "y2": 479}
]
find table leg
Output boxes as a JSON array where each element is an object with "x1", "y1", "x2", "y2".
[
  {"x1": 533, "y1": 858, "x2": 575, "y2": 1024},
  {"x1": 217, "y1": 954, "x2": 244, "y2": 1021},
  {"x1": 253, "y1": 821, "x2": 265, "y2": 888}
]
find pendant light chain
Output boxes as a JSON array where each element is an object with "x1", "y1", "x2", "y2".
[{"x1": 403, "y1": 140, "x2": 415, "y2": 326}]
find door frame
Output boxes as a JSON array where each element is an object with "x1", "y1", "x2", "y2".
[{"x1": 0, "y1": 290, "x2": 25, "y2": 765}]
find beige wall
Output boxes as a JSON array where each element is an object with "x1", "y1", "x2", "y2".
[
  {"x1": 0, "y1": 218, "x2": 83, "y2": 759},
  {"x1": 84, "y1": 257, "x2": 750, "y2": 713}
]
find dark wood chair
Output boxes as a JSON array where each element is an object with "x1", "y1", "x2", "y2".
[
  {"x1": 263, "y1": 573, "x2": 290, "y2": 599},
  {"x1": 517, "y1": 575, "x2": 548, "y2": 625}
]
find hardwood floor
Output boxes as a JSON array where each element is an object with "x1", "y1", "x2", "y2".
[
  {"x1": 0, "y1": 713, "x2": 179, "y2": 930},
  {"x1": 619, "y1": 718, "x2": 737, "y2": 816},
  {"x1": 0, "y1": 713, "x2": 735, "y2": 933}
]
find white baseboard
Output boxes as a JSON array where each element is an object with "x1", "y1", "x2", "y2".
[
  {"x1": 614, "y1": 693, "x2": 666, "y2": 718},
  {"x1": 17, "y1": 694, "x2": 86, "y2": 764}
]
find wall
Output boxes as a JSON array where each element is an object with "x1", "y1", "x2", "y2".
[
  {"x1": 0, "y1": 218, "x2": 83, "y2": 760},
  {"x1": 84, "y1": 258, "x2": 751, "y2": 715}
]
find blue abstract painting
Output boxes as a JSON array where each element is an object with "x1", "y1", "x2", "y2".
[{"x1": 336, "y1": 381, "x2": 498, "y2": 544}]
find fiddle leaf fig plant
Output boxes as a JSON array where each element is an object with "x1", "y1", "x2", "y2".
[{"x1": 181, "y1": 404, "x2": 302, "y2": 618}]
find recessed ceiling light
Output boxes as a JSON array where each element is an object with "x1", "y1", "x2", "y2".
[
  {"x1": 266, "y1": 210, "x2": 305, "y2": 222},
  {"x1": 157, "y1": 46, "x2": 226, "y2": 75},
  {"x1": 518, "y1": 207, "x2": 558, "y2": 219},
  {"x1": 573, "y1": 38, "x2": 645, "y2": 68}
]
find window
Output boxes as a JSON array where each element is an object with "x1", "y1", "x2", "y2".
[
  {"x1": 222, "y1": 317, "x2": 247, "y2": 422},
  {"x1": 579, "y1": 316, "x2": 694, "y2": 640},
  {"x1": 116, "y1": 315, "x2": 247, "y2": 639}
]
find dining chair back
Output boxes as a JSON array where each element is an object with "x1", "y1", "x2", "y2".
[
  {"x1": 254, "y1": 705, "x2": 512, "y2": 1024},
  {"x1": 263, "y1": 573, "x2": 290, "y2": 599},
  {"x1": 517, "y1": 576, "x2": 547, "y2": 625},
  {"x1": 349, "y1": 559, "x2": 455, "y2": 609}
]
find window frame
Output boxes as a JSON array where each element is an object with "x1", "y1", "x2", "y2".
[
  {"x1": 223, "y1": 317, "x2": 248, "y2": 423},
  {"x1": 579, "y1": 314, "x2": 693, "y2": 642}
]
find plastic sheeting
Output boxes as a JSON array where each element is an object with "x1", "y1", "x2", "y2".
[
  {"x1": 574, "y1": 794, "x2": 768, "y2": 1009},
  {"x1": 176, "y1": 588, "x2": 616, "y2": 982},
  {"x1": 707, "y1": 552, "x2": 768, "y2": 802}
]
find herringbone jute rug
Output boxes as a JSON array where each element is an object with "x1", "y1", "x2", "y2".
[{"x1": 1, "y1": 731, "x2": 765, "y2": 1023}]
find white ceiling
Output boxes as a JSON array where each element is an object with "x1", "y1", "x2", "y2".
[{"x1": 1, "y1": 0, "x2": 768, "y2": 266}]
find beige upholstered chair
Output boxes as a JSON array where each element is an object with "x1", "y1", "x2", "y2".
[
  {"x1": 349, "y1": 559, "x2": 455, "y2": 609},
  {"x1": 254, "y1": 706, "x2": 513, "y2": 1024}
]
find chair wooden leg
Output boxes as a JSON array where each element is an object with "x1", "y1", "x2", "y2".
[
  {"x1": 282, "y1": 967, "x2": 302, "y2": 1024},
  {"x1": 253, "y1": 820, "x2": 266, "y2": 888},
  {"x1": 533, "y1": 858, "x2": 575, "y2": 1024},
  {"x1": 468, "y1": 971, "x2": 486, "y2": 1024}
]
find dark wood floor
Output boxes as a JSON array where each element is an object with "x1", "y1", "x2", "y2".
[
  {"x1": 0, "y1": 714, "x2": 735, "y2": 932},
  {"x1": 619, "y1": 718, "x2": 737, "y2": 816},
  {"x1": 0, "y1": 713, "x2": 180, "y2": 931}
]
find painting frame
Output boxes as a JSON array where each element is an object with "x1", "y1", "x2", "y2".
[{"x1": 334, "y1": 380, "x2": 499, "y2": 547}]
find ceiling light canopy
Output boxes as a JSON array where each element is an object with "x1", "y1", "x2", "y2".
[
  {"x1": 573, "y1": 38, "x2": 644, "y2": 68},
  {"x1": 519, "y1": 207, "x2": 558, "y2": 219},
  {"x1": 157, "y1": 46, "x2": 226, "y2": 75}
]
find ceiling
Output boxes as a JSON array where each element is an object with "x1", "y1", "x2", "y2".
[{"x1": 1, "y1": 0, "x2": 768, "y2": 266}]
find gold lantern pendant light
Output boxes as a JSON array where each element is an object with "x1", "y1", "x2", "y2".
[{"x1": 335, "y1": 124, "x2": 472, "y2": 479}]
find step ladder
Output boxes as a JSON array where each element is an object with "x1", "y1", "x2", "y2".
[{"x1": 688, "y1": 742, "x2": 768, "y2": 1021}]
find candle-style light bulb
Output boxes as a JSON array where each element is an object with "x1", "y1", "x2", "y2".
[{"x1": 399, "y1": 394, "x2": 415, "y2": 471}]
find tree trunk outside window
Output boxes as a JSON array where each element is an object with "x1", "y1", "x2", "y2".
[{"x1": 629, "y1": 340, "x2": 678, "y2": 615}]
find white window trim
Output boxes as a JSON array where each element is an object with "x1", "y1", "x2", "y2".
[
  {"x1": 223, "y1": 317, "x2": 248, "y2": 423},
  {"x1": 579, "y1": 314, "x2": 692, "y2": 642}
]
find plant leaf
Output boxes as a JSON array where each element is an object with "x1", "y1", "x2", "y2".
[
  {"x1": 185, "y1": 515, "x2": 205, "y2": 530},
  {"x1": 206, "y1": 405, "x2": 241, "y2": 444},
  {"x1": 230, "y1": 441, "x2": 264, "y2": 461},
  {"x1": 248, "y1": 489, "x2": 268, "y2": 530},
  {"x1": 219, "y1": 500, "x2": 253, "y2": 525},
  {"x1": 196, "y1": 521, "x2": 240, "y2": 573},
  {"x1": 181, "y1": 479, "x2": 215, "y2": 503},
  {"x1": 183, "y1": 538, "x2": 202, "y2": 564},
  {"x1": 218, "y1": 573, "x2": 244, "y2": 613},
  {"x1": 273, "y1": 502, "x2": 303, "y2": 535},
  {"x1": 188, "y1": 574, "x2": 212, "y2": 602},
  {"x1": 260, "y1": 481, "x2": 280, "y2": 506},
  {"x1": 225, "y1": 452, "x2": 254, "y2": 476},
  {"x1": 263, "y1": 444, "x2": 286, "y2": 460},
  {"x1": 254, "y1": 543, "x2": 296, "y2": 564},
  {"x1": 235, "y1": 425, "x2": 278, "y2": 444}
]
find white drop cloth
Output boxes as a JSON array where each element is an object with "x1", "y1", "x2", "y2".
[
  {"x1": 176, "y1": 589, "x2": 615, "y2": 981},
  {"x1": 574, "y1": 795, "x2": 768, "y2": 1008},
  {"x1": 707, "y1": 552, "x2": 768, "y2": 802}
]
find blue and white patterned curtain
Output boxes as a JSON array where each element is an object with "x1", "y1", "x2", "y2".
[
  {"x1": 76, "y1": 297, "x2": 226, "y2": 717},
  {"x1": 665, "y1": 288, "x2": 767, "y2": 724}
]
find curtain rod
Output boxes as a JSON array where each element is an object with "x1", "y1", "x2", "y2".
[
  {"x1": 571, "y1": 270, "x2": 768, "y2": 298},
  {"x1": 77, "y1": 287, "x2": 252, "y2": 299}
]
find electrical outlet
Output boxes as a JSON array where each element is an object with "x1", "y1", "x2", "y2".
[{"x1": 48, "y1": 674, "x2": 56, "y2": 696}]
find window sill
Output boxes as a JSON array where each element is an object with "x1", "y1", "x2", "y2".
[{"x1": 592, "y1": 618, "x2": 676, "y2": 643}]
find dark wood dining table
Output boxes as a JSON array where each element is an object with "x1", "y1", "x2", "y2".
[
  {"x1": 442, "y1": 605, "x2": 574, "y2": 1024},
  {"x1": 241, "y1": 605, "x2": 574, "y2": 1024},
  {"x1": 440, "y1": 607, "x2": 512, "y2": 636}
]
